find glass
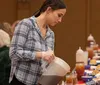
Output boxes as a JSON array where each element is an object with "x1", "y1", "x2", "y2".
[
  {"x1": 75, "y1": 62, "x2": 85, "y2": 80},
  {"x1": 86, "y1": 47, "x2": 94, "y2": 59},
  {"x1": 92, "y1": 44, "x2": 99, "y2": 51},
  {"x1": 66, "y1": 74, "x2": 73, "y2": 85},
  {"x1": 72, "y1": 72, "x2": 77, "y2": 85}
]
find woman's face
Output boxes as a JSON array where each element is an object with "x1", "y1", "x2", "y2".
[{"x1": 46, "y1": 8, "x2": 66, "y2": 26}]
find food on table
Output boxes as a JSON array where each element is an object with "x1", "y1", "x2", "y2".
[{"x1": 90, "y1": 59, "x2": 97, "y2": 65}]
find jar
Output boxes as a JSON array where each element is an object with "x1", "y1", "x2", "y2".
[{"x1": 75, "y1": 62, "x2": 85, "y2": 80}]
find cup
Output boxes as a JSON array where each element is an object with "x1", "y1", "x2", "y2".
[
  {"x1": 92, "y1": 44, "x2": 99, "y2": 52},
  {"x1": 75, "y1": 62, "x2": 85, "y2": 80},
  {"x1": 66, "y1": 74, "x2": 73, "y2": 85},
  {"x1": 86, "y1": 47, "x2": 94, "y2": 59},
  {"x1": 72, "y1": 73, "x2": 77, "y2": 85}
]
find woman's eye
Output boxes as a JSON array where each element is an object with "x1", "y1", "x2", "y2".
[{"x1": 58, "y1": 14, "x2": 62, "y2": 17}]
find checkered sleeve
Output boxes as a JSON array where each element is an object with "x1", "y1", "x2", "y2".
[{"x1": 9, "y1": 20, "x2": 36, "y2": 61}]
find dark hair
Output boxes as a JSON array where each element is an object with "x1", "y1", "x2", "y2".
[{"x1": 34, "y1": 0, "x2": 66, "y2": 17}]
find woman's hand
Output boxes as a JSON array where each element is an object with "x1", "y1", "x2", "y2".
[{"x1": 41, "y1": 49, "x2": 55, "y2": 63}]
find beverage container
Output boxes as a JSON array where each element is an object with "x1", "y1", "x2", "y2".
[
  {"x1": 76, "y1": 47, "x2": 88, "y2": 65},
  {"x1": 76, "y1": 47, "x2": 84, "y2": 62},
  {"x1": 83, "y1": 51, "x2": 88, "y2": 65},
  {"x1": 92, "y1": 44, "x2": 99, "y2": 53},
  {"x1": 72, "y1": 72, "x2": 77, "y2": 85},
  {"x1": 87, "y1": 34, "x2": 95, "y2": 47},
  {"x1": 86, "y1": 47, "x2": 94, "y2": 59},
  {"x1": 66, "y1": 72, "x2": 77, "y2": 85},
  {"x1": 75, "y1": 62, "x2": 85, "y2": 80},
  {"x1": 66, "y1": 74, "x2": 73, "y2": 85},
  {"x1": 38, "y1": 57, "x2": 70, "y2": 85}
]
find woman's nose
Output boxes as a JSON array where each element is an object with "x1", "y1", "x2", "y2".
[{"x1": 58, "y1": 18, "x2": 62, "y2": 23}]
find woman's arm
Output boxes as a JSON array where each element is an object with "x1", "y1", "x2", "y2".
[{"x1": 9, "y1": 20, "x2": 38, "y2": 61}]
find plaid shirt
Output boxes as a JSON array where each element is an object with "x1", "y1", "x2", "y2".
[{"x1": 9, "y1": 16, "x2": 55, "y2": 85}]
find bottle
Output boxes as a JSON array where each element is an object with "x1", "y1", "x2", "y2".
[
  {"x1": 76, "y1": 47, "x2": 84, "y2": 62},
  {"x1": 87, "y1": 34, "x2": 96, "y2": 47}
]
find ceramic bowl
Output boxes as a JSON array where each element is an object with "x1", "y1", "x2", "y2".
[{"x1": 82, "y1": 76, "x2": 93, "y2": 82}]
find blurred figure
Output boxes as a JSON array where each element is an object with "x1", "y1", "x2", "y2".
[
  {"x1": 0, "y1": 29, "x2": 11, "y2": 85},
  {"x1": 0, "y1": 22, "x2": 13, "y2": 85},
  {"x1": 3, "y1": 22, "x2": 13, "y2": 39},
  {"x1": 0, "y1": 22, "x2": 13, "y2": 40},
  {"x1": 11, "y1": 20, "x2": 20, "y2": 33}
]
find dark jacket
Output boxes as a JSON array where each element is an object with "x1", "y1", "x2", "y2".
[{"x1": 0, "y1": 46, "x2": 11, "y2": 85}]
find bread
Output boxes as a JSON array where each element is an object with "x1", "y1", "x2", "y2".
[
  {"x1": 92, "y1": 70, "x2": 99, "y2": 75},
  {"x1": 96, "y1": 65, "x2": 100, "y2": 71},
  {"x1": 90, "y1": 59, "x2": 97, "y2": 65}
]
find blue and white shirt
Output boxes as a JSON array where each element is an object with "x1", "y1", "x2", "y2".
[{"x1": 9, "y1": 16, "x2": 55, "y2": 85}]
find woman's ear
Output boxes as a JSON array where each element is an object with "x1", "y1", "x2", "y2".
[{"x1": 46, "y1": 7, "x2": 53, "y2": 13}]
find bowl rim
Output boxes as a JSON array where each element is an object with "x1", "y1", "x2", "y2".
[{"x1": 82, "y1": 76, "x2": 93, "y2": 78}]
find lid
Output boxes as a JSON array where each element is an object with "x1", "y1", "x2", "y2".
[
  {"x1": 53, "y1": 57, "x2": 70, "y2": 71},
  {"x1": 76, "y1": 47, "x2": 84, "y2": 55},
  {"x1": 87, "y1": 34, "x2": 94, "y2": 41},
  {"x1": 76, "y1": 47, "x2": 85, "y2": 63},
  {"x1": 42, "y1": 57, "x2": 70, "y2": 76}
]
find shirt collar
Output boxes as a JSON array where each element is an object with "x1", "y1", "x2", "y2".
[{"x1": 31, "y1": 16, "x2": 53, "y2": 39}]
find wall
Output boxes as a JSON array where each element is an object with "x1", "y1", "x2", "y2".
[
  {"x1": 53, "y1": 0, "x2": 87, "y2": 70},
  {"x1": 0, "y1": 0, "x2": 100, "y2": 70},
  {"x1": 90, "y1": 0, "x2": 100, "y2": 44},
  {"x1": 0, "y1": 0, "x2": 17, "y2": 24}
]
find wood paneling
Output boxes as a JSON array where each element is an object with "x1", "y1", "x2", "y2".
[
  {"x1": 53, "y1": 0, "x2": 87, "y2": 69},
  {"x1": 30, "y1": 0, "x2": 43, "y2": 16},
  {"x1": 0, "y1": 0, "x2": 17, "y2": 24},
  {"x1": 0, "y1": 0, "x2": 100, "y2": 70},
  {"x1": 90, "y1": 0, "x2": 100, "y2": 45},
  {"x1": 17, "y1": 1, "x2": 31, "y2": 19}
]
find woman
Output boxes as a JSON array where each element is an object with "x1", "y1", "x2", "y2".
[
  {"x1": 9, "y1": 0, "x2": 67, "y2": 85},
  {"x1": 0, "y1": 29, "x2": 11, "y2": 85},
  {"x1": 0, "y1": 22, "x2": 13, "y2": 40},
  {"x1": 11, "y1": 20, "x2": 20, "y2": 34}
]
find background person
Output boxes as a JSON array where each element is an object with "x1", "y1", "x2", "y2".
[{"x1": 0, "y1": 29, "x2": 11, "y2": 85}]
